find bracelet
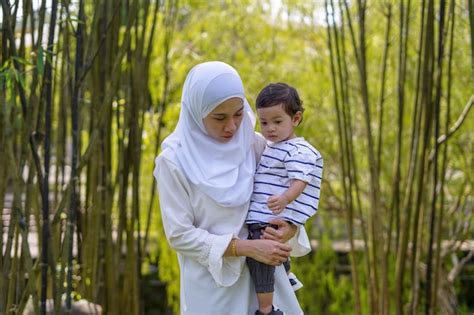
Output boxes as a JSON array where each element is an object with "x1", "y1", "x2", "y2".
[{"x1": 231, "y1": 239, "x2": 238, "y2": 257}]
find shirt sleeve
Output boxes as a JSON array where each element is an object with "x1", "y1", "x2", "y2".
[
  {"x1": 253, "y1": 132, "x2": 267, "y2": 162},
  {"x1": 285, "y1": 150, "x2": 323, "y2": 183},
  {"x1": 154, "y1": 155, "x2": 243, "y2": 287},
  {"x1": 288, "y1": 224, "x2": 312, "y2": 257}
]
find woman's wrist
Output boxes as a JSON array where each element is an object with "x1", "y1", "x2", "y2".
[
  {"x1": 225, "y1": 239, "x2": 250, "y2": 257},
  {"x1": 234, "y1": 239, "x2": 253, "y2": 258},
  {"x1": 286, "y1": 222, "x2": 298, "y2": 242},
  {"x1": 234, "y1": 239, "x2": 244, "y2": 257},
  {"x1": 229, "y1": 239, "x2": 237, "y2": 256}
]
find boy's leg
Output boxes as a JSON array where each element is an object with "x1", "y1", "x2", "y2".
[
  {"x1": 247, "y1": 256, "x2": 276, "y2": 313},
  {"x1": 247, "y1": 224, "x2": 276, "y2": 314}
]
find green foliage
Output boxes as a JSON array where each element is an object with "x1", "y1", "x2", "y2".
[
  {"x1": 157, "y1": 230, "x2": 180, "y2": 314},
  {"x1": 292, "y1": 235, "x2": 355, "y2": 314},
  {"x1": 142, "y1": 1, "x2": 472, "y2": 311},
  {"x1": 2, "y1": 0, "x2": 471, "y2": 312}
]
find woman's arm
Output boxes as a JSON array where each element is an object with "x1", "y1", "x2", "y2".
[
  {"x1": 223, "y1": 239, "x2": 292, "y2": 266},
  {"x1": 156, "y1": 156, "x2": 235, "y2": 265},
  {"x1": 156, "y1": 156, "x2": 250, "y2": 286}
]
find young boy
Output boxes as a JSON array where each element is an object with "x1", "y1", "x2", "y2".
[{"x1": 246, "y1": 83, "x2": 323, "y2": 315}]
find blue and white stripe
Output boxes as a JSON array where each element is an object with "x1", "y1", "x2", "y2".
[{"x1": 246, "y1": 137, "x2": 323, "y2": 226}]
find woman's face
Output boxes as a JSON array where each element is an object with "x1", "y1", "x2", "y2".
[{"x1": 202, "y1": 97, "x2": 244, "y2": 142}]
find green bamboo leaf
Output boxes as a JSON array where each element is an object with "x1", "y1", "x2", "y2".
[
  {"x1": 37, "y1": 47, "x2": 45, "y2": 75},
  {"x1": 11, "y1": 68, "x2": 26, "y2": 89},
  {"x1": 11, "y1": 56, "x2": 32, "y2": 66},
  {"x1": 18, "y1": 74, "x2": 26, "y2": 89},
  {"x1": 0, "y1": 59, "x2": 11, "y2": 72}
]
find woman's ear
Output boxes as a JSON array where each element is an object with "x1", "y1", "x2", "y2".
[{"x1": 292, "y1": 111, "x2": 303, "y2": 126}]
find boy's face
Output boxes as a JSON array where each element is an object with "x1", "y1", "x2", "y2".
[{"x1": 257, "y1": 104, "x2": 302, "y2": 143}]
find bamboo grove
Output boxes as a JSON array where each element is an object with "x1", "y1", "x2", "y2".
[
  {"x1": 1, "y1": 0, "x2": 179, "y2": 313},
  {"x1": 1, "y1": 1, "x2": 473, "y2": 315},
  {"x1": 325, "y1": 1, "x2": 472, "y2": 314}
]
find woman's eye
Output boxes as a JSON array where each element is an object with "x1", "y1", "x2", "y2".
[{"x1": 235, "y1": 112, "x2": 243, "y2": 117}]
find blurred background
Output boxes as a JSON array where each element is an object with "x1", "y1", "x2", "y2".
[{"x1": 1, "y1": 0, "x2": 473, "y2": 314}]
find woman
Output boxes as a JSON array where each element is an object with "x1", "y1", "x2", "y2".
[{"x1": 154, "y1": 61, "x2": 310, "y2": 315}]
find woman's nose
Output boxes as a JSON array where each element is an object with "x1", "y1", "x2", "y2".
[{"x1": 224, "y1": 119, "x2": 237, "y2": 132}]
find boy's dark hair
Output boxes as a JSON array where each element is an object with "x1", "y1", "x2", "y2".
[{"x1": 255, "y1": 82, "x2": 304, "y2": 117}]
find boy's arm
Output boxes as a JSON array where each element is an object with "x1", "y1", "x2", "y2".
[{"x1": 268, "y1": 179, "x2": 308, "y2": 214}]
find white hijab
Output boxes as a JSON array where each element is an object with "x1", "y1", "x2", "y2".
[{"x1": 160, "y1": 61, "x2": 256, "y2": 207}]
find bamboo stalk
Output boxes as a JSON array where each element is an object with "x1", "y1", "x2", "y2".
[
  {"x1": 333, "y1": 1, "x2": 365, "y2": 313},
  {"x1": 469, "y1": 0, "x2": 474, "y2": 78},
  {"x1": 343, "y1": 1, "x2": 383, "y2": 311},
  {"x1": 425, "y1": 1, "x2": 446, "y2": 313},
  {"x1": 432, "y1": 96, "x2": 473, "y2": 149},
  {"x1": 40, "y1": 1, "x2": 59, "y2": 313},
  {"x1": 340, "y1": 3, "x2": 378, "y2": 313},
  {"x1": 64, "y1": 0, "x2": 84, "y2": 312},
  {"x1": 432, "y1": 2, "x2": 455, "y2": 312},
  {"x1": 378, "y1": 2, "x2": 393, "y2": 313},
  {"x1": 409, "y1": 2, "x2": 436, "y2": 313},
  {"x1": 144, "y1": 0, "x2": 178, "y2": 266},
  {"x1": 6, "y1": 137, "x2": 39, "y2": 314},
  {"x1": 337, "y1": 11, "x2": 372, "y2": 315},
  {"x1": 0, "y1": 18, "x2": 7, "y2": 313},
  {"x1": 395, "y1": 1, "x2": 427, "y2": 312},
  {"x1": 325, "y1": 2, "x2": 362, "y2": 314}
]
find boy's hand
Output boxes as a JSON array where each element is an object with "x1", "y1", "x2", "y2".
[{"x1": 267, "y1": 194, "x2": 289, "y2": 214}]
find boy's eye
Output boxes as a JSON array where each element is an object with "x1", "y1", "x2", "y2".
[
  {"x1": 261, "y1": 122, "x2": 267, "y2": 125},
  {"x1": 275, "y1": 121, "x2": 282, "y2": 124}
]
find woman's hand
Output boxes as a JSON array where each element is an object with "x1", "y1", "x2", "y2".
[
  {"x1": 262, "y1": 218, "x2": 297, "y2": 243},
  {"x1": 240, "y1": 239, "x2": 291, "y2": 266}
]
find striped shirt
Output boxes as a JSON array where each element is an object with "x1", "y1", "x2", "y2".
[{"x1": 246, "y1": 137, "x2": 323, "y2": 226}]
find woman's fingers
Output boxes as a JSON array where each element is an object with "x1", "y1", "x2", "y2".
[
  {"x1": 263, "y1": 219, "x2": 297, "y2": 243},
  {"x1": 271, "y1": 243, "x2": 291, "y2": 261},
  {"x1": 266, "y1": 254, "x2": 287, "y2": 266},
  {"x1": 261, "y1": 225, "x2": 281, "y2": 241},
  {"x1": 251, "y1": 240, "x2": 291, "y2": 265}
]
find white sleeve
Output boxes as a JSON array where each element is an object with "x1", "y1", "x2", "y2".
[
  {"x1": 253, "y1": 132, "x2": 267, "y2": 162},
  {"x1": 288, "y1": 224, "x2": 312, "y2": 257},
  {"x1": 154, "y1": 155, "x2": 243, "y2": 286}
]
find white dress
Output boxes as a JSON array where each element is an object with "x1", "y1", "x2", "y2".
[{"x1": 155, "y1": 135, "x2": 311, "y2": 315}]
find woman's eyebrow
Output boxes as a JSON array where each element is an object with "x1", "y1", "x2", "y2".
[{"x1": 212, "y1": 106, "x2": 244, "y2": 116}]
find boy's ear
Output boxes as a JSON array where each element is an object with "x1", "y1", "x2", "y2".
[{"x1": 292, "y1": 111, "x2": 303, "y2": 126}]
